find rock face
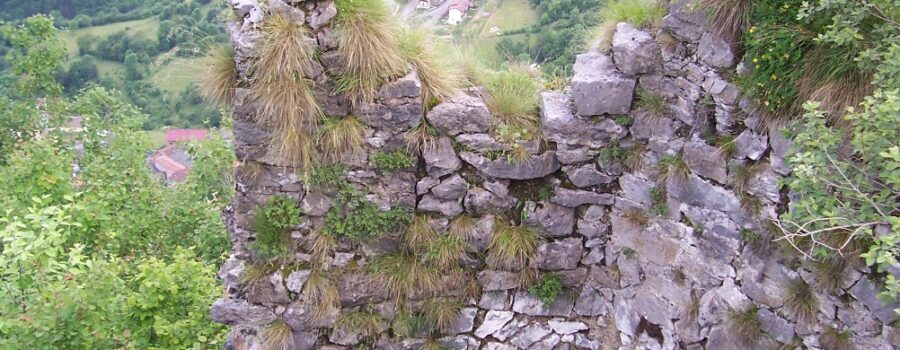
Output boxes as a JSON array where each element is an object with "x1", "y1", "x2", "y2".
[
  {"x1": 570, "y1": 52, "x2": 636, "y2": 116},
  {"x1": 217, "y1": 2, "x2": 892, "y2": 349},
  {"x1": 612, "y1": 23, "x2": 661, "y2": 75}
]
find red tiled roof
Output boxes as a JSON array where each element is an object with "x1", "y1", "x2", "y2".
[
  {"x1": 449, "y1": 0, "x2": 470, "y2": 10},
  {"x1": 166, "y1": 128, "x2": 208, "y2": 143}
]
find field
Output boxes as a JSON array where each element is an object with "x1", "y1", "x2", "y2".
[
  {"x1": 61, "y1": 17, "x2": 160, "y2": 56},
  {"x1": 477, "y1": 0, "x2": 539, "y2": 37},
  {"x1": 150, "y1": 56, "x2": 205, "y2": 95}
]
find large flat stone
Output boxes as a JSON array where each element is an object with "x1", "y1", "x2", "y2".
[
  {"x1": 540, "y1": 91, "x2": 627, "y2": 147},
  {"x1": 570, "y1": 52, "x2": 636, "y2": 116},
  {"x1": 460, "y1": 151, "x2": 560, "y2": 180}
]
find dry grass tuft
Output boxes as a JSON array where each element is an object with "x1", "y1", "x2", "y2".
[
  {"x1": 269, "y1": 128, "x2": 318, "y2": 173},
  {"x1": 422, "y1": 298, "x2": 463, "y2": 333},
  {"x1": 336, "y1": 311, "x2": 383, "y2": 340},
  {"x1": 334, "y1": 0, "x2": 407, "y2": 104},
  {"x1": 303, "y1": 270, "x2": 341, "y2": 317},
  {"x1": 403, "y1": 214, "x2": 439, "y2": 250},
  {"x1": 592, "y1": 20, "x2": 619, "y2": 53},
  {"x1": 699, "y1": 0, "x2": 753, "y2": 45},
  {"x1": 728, "y1": 306, "x2": 764, "y2": 347},
  {"x1": 820, "y1": 326, "x2": 856, "y2": 350},
  {"x1": 622, "y1": 207, "x2": 650, "y2": 226},
  {"x1": 625, "y1": 144, "x2": 645, "y2": 172},
  {"x1": 812, "y1": 257, "x2": 847, "y2": 293},
  {"x1": 306, "y1": 229, "x2": 336, "y2": 268},
  {"x1": 449, "y1": 215, "x2": 478, "y2": 239},
  {"x1": 425, "y1": 233, "x2": 467, "y2": 271},
  {"x1": 317, "y1": 116, "x2": 367, "y2": 163},
  {"x1": 251, "y1": 12, "x2": 323, "y2": 128},
  {"x1": 404, "y1": 121, "x2": 440, "y2": 153},
  {"x1": 635, "y1": 90, "x2": 670, "y2": 120},
  {"x1": 486, "y1": 220, "x2": 542, "y2": 270},
  {"x1": 260, "y1": 320, "x2": 294, "y2": 350},
  {"x1": 399, "y1": 29, "x2": 460, "y2": 103},
  {"x1": 784, "y1": 278, "x2": 818, "y2": 324},
  {"x1": 369, "y1": 252, "x2": 442, "y2": 303},
  {"x1": 198, "y1": 44, "x2": 237, "y2": 106},
  {"x1": 240, "y1": 262, "x2": 280, "y2": 295},
  {"x1": 482, "y1": 66, "x2": 541, "y2": 131},
  {"x1": 730, "y1": 161, "x2": 767, "y2": 194}
]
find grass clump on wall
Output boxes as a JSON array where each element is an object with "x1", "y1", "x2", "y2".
[
  {"x1": 399, "y1": 29, "x2": 460, "y2": 104},
  {"x1": 334, "y1": 0, "x2": 407, "y2": 104},
  {"x1": 316, "y1": 116, "x2": 367, "y2": 164},
  {"x1": 198, "y1": 44, "x2": 237, "y2": 107},
  {"x1": 486, "y1": 220, "x2": 542, "y2": 270},
  {"x1": 482, "y1": 66, "x2": 541, "y2": 131},
  {"x1": 251, "y1": 12, "x2": 323, "y2": 169},
  {"x1": 251, "y1": 195, "x2": 301, "y2": 261}
]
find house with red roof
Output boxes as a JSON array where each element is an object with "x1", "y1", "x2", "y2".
[
  {"x1": 149, "y1": 144, "x2": 194, "y2": 183},
  {"x1": 166, "y1": 128, "x2": 208, "y2": 144}
]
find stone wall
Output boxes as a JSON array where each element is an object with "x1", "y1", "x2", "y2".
[{"x1": 211, "y1": 0, "x2": 900, "y2": 349}]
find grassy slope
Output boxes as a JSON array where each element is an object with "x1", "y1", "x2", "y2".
[
  {"x1": 459, "y1": 0, "x2": 539, "y2": 64},
  {"x1": 478, "y1": 0, "x2": 539, "y2": 36},
  {"x1": 62, "y1": 17, "x2": 160, "y2": 56}
]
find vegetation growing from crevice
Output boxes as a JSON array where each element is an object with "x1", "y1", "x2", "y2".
[
  {"x1": 728, "y1": 306, "x2": 764, "y2": 347},
  {"x1": 369, "y1": 251, "x2": 442, "y2": 303},
  {"x1": 251, "y1": 11, "x2": 322, "y2": 169},
  {"x1": 333, "y1": 0, "x2": 407, "y2": 104},
  {"x1": 699, "y1": 0, "x2": 753, "y2": 45},
  {"x1": 784, "y1": 278, "x2": 818, "y2": 324},
  {"x1": 421, "y1": 298, "x2": 463, "y2": 333},
  {"x1": 399, "y1": 29, "x2": 460, "y2": 104},
  {"x1": 528, "y1": 273, "x2": 564, "y2": 305},
  {"x1": 425, "y1": 232, "x2": 468, "y2": 272},
  {"x1": 820, "y1": 326, "x2": 856, "y2": 350},
  {"x1": 251, "y1": 195, "x2": 301, "y2": 261},
  {"x1": 371, "y1": 150, "x2": 416, "y2": 172},
  {"x1": 648, "y1": 186, "x2": 668, "y2": 217},
  {"x1": 198, "y1": 44, "x2": 237, "y2": 107},
  {"x1": 313, "y1": 165, "x2": 412, "y2": 240},
  {"x1": 337, "y1": 311, "x2": 384, "y2": 341},
  {"x1": 303, "y1": 270, "x2": 341, "y2": 317},
  {"x1": 482, "y1": 66, "x2": 541, "y2": 132},
  {"x1": 317, "y1": 116, "x2": 367, "y2": 164},
  {"x1": 658, "y1": 152, "x2": 689, "y2": 183},
  {"x1": 261, "y1": 320, "x2": 294, "y2": 350},
  {"x1": 635, "y1": 90, "x2": 670, "y2": 120},
  {"x1": 486, "y1": 219, "x2": 542, "y2": 270}
]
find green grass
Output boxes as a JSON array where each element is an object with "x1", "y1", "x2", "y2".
[
  {"x1": 597, "y1": 0, "x2": 666, "y2": 29},
  {"x1": 61, "y1": 17, "x2": 160, "y2": 56},
  {"x1": 482, "y1": 66, "x2": 541, "y2": 131},
  {"x1": 728, "y1": 306, "x2": 764, "y2": 346},
  {"x1": 486, "y1": 220, "x2": 541, "y2": 270},
  {"x1": 478, "y1": 0, "x2": 540, "y2": 37},
  {"x1": 143, "y1": 130, "x2": 168, "y2": 149},
  {"x1": 151, "y1": 56, "x2": 206, "y2": 96}
]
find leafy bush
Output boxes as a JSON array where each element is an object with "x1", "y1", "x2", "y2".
[
  {"x1": 528, "y1": 273, "x2": 564, "y2": 305},
  {"x1": 252, "y1": 195, "x2": 301, "y2": 261},
  {"x1": 317, "y1": 166, "x2": 412, "y2": 239}
]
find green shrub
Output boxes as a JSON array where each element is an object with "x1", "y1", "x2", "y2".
[
  {"x1": 251, "y1": 195, "x2": 301, "y2": 261},
  {"x1": 371, "y1": 150, "x2": 415, "y2": 172},
  {"x1": 528, "y1": 273, "x2": 564, "y2": 305},
  {"x1": 649, "y1": 186, "x2": 668, "y2": 217},
  {"x1": 324, "y1": 201, "x2": 410, "y2": 239},
  {"x1": 740, "y1": 229, "x2": 761, "y2": 243}
]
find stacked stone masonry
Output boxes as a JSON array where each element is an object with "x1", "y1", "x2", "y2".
[{"x1": 212, "y1": 0, "x2": 900, "y2": 349}]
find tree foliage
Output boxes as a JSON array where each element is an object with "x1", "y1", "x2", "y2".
[
  {"x1": 0, "y1": 15, "x2": 234, "y2": 347},
  {"x1": 778, "y1": 0, "x2": 900, "y2": 311}
]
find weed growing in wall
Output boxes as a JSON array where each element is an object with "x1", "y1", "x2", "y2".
[
  {"x1": 371, "y1": 150, "x2": 415, "y2": 172},
  {"x1": 252, "y1": 195, "x2": 301, "y2": 261},
  {"x1": 528, "y1": 273, "x2": 564, "y2": 305}
]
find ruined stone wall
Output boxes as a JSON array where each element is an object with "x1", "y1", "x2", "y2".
[{"x1": 211, "y1": 0, "x2": 900, "y2": 349}]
